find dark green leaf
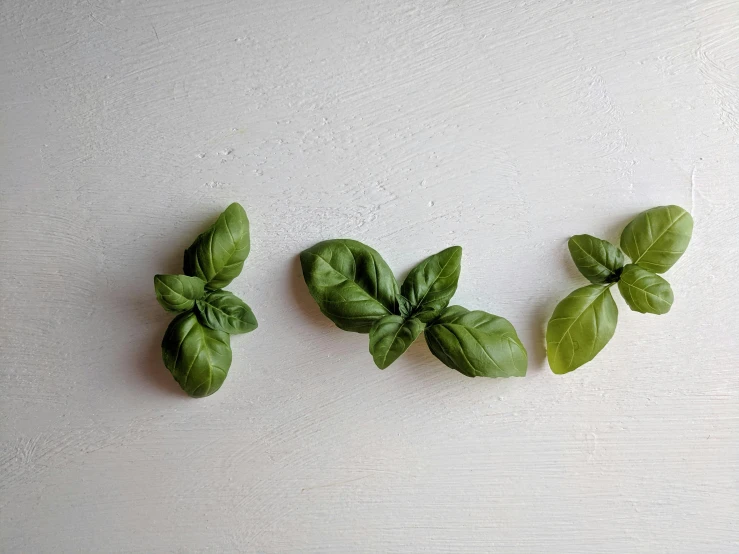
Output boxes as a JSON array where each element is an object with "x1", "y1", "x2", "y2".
[
  {"x1": 397, "y1": 295, "x2": 412, "y2": 318},
  {"x1": 154, "y1": 274, "x2": 205, "y2": 313},
  {"x1": 568, "y1": 234, "x2": 624, "y2": 284},
  {"x1": 546, "y1": 284, "x2": 618, "y2": 374},
  {"x1": 300, "y1": 239, "x2": 399, "y2": 333},
  {"x1": 401, "y1": 246, "x2": 462, "y2": 322},
  {"x1": 424, "y1": 305, "x2": 527, "y2": 378},
  {"x1": 617, "y1": 264, "x2": 673, "y2": 314},
  {"x1": 196, "y1": 290, "x2": 258, "y2": 334},
  {"x1": 183, "y1": 203, "x2": 250, "y2": 289},
  {"x1": 368, "y1": 315, "x2": 425, "y2": 369},
  {"x1": 161, "y1": 312, "x2": 232, "y2": 398},
  {"x1": 620, "y1": 205, "x2": 693, "y2": 273}
]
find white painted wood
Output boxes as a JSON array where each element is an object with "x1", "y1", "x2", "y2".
[{"x1": 2, "y1": 0, "x2": 737, "y2": 552}]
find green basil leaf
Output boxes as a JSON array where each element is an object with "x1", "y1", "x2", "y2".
[
  {"x1": 161, "y1": 312, "x2": 232, "y2": 398},
  {"x1": 196, "y1": 290, "x2": 258, "y2": 334},
  {"x1": 368, "y1": 315, "x2": 425, "y2": 369},
  {"x1": 617, "y1": 264, "x2": 673, "y2": 315},
  {"x1": 401, "y1": 246, "x2": 462, "y2": 323},
  {"x1": 397, "y1": 295, "x2": 412, "y2": 318},
  {"x1": 183, "y1": 203, "x2": 250, "y2": 289},
  {"x1": 546, "y1": 284, "x2": 618, "y2": 374},
  {"x1": 620, "y1": 205, "x2": 693, "y2": 273},
  {"x1": 424, "y1": 305, "x2": 527, "y2": 378},
  {"x1": 568, "y1": 234, "x2": 624, "y2": 284},
  {"x1": 154, "y1": 274, "x2": 205, "y2": 313},
  {"x1": 300, "y1": 239, "x2": 399, "y2": 333}
]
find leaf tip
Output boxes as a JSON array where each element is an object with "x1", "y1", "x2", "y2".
[{"x1": 225, "y1": 201, "x2": 246, "y2": 213}]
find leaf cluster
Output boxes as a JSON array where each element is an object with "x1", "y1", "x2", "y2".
[
  {"x1": 154, "y1": 203, "x2": 257, "y2": 397},
  {"x1": 547, "y1": 205, "x2": 693, "y2": 374},
  {"x1": 301, "y1": 240, "x2": 527, "y2": 377}
]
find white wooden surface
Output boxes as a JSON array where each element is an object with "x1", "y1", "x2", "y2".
[{"x1": 2, "y1": 1, "x2": 738, "y2": 552}]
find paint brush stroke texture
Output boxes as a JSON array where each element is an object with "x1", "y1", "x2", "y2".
[{"x1": 1, "y1": 0, "x2": 737, "y2": 552}]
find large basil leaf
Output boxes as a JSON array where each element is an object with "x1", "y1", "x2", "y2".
[
  {"x1": 568, "y1": 234, "x2": 624, "y2": 284},
  {"x1": 196, "y1": 290, "x2": 258, "y2": 334},
  {"x1": 401, "y1": 246, "x2": 462, "y2": 322},
  {"x1": 368, "y1": 315, "x2": 425, "y2": 369},
  {"x1": 154, "y1": 274, "x2": 205, "y2": 312},
  {"x1": 620, "y1": 205, "x2": 693, "y2": 273},
  {"x1": 161, "y1": 312, "x2": 232, "y2": 398},
  {"x1": 617, "y1": 264, "x2": 673, "y2": 315},
  {"x1": 546, "y1": 284, "x2": 618, "y2": 374},
  {"x1": 424, "y1": 306, "x2": 527, "y2": 378},
  {"x1": 300, "y1": 239, "x2": 399, "y2": 333},
  {"x1": 183, "y1": 202, "x2": 250, "y2": 289}
]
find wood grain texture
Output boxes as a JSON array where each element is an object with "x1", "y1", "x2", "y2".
[{"x1": 1, "y1": 0, "x2": 738, "y2": 552}]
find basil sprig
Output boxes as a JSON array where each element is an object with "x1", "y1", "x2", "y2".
[
  {"x1": 301, "y1": 240, "x2": 527, "y2": 377},
  {"x1": 547, "y1": 205, "x2": 693, "y2": 374},
  {"x1": 154, "y1": 203, "x2": 257, "y2": 397}
]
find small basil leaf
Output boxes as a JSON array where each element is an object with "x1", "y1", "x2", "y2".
[
  {"x1": 161, "y1": 312, "x2": 232, "y2": 398},
  {"x1": 546, "y1": 284, "x2": 618, "y2": 374},
  {"x1": 300, "y1": 239, "x2": 400, "y2": 333},
  {"x1": 617, "y1": 264, "x2": 673, "y2": 314},
  {"x1": 397, "y1": 295, "x2": 412, "y2": 318},
  {"x1": 195, "y1": 290, "x2": 258, "y2": 334},
  {"x1": 368, "y1": 315, "x2": 425, "y2": 369},
  {"x1": 154, "y1": 274, "x2": 205, "y2": 313},
  {"x1": 183, "y1": 203, "x2": 250, "y2": 289},
  {"x1": 620, "y1": 205, "x2": 693, "y2": 273},
  {"x1": 568, "y1": 234, "x2": 624, "y2": 284},
  {"x1": 401, "y1": 246, "x2": 462, "y2": 323},
  {"x1": 424, "y1": 306, "x2": 527, "y2": 378}
]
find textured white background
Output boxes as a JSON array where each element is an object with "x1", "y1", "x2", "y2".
[{"x1": 1, "y1": 0, "x2": 738, "y2": 552}]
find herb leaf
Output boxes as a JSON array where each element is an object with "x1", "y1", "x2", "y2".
[
  {"x1": 397, "y1": 295, "x2": 412, "y2": 318},
  {"x1": 196, "y1": 290, "x2": 258, "y2": 334},
  {"x1": 620, "y1": 205, "x2": 693, "y2": 273},
  {"x1": 401, "y1": 246, "x2": 462, "y2": 322},
  {"x1": 617, "y1": 264, "x2": 673, "y2": 314},
  {"x1": 568, "y1": 234, "x2": 624, "y2": 284},
  {"x1": 161, "y1": 312, "x2": 232, "y2": 398},
  {"x1": 184, "y1": 202, "x2": 250, "y2": 289},
  {"x1": 300, "y1": 239, "x2": 400, "y2": 333},
  {"x1": 546, "y1": 285, "x2": 618, "y2": 374},
  {"x1": 154, "y1": 274, "x2": 205, "y2": 313},
  {"x1": 424, "y1": 305, "x2": 527, "y2": 377},
  {"x1": 369, "y1": 315, "x2": 425, "y2": 369}
]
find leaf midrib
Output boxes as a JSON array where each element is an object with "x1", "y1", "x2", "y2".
[
  {"x1": 378, "y1": 318, "x2": 407, "y2": 367},
  {"x1": 202, "y1": 295, "x2": 247, "y2": 327},
  {"x1": 406, "y1": 249, "x2": 459, "y2": 315},
  {"x1": 620, "y1": 276, "x2": 671, "y2": 309},
  {"x1": 550, "y1": 286, "x2": 610, "y2": 367},
  {"x1": 634, "y1": 210, "x2": 686, "y2": 265},
  {"x1": 307, "y1": 251, "x2": 391, "y2": 315},
  {"x1": 571, "y1": 237, "x2": 613, "y2": 276}
]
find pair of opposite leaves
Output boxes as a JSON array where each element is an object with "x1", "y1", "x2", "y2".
[{"x1": 302, "y1": 205, "x2": 693, "y2": 378}]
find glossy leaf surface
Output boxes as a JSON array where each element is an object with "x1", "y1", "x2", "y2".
[
  {"x1": 154, "y1": 274, "x2": 205, "y2": 313},
  {"x1": 161, "y1": 312, "x2": 232, "y2": 398},
  {"x1": 368, "y1": 315, "x2": 425, "y2": 369},
  {"x1": 196, "y1": 290, "x2": 258, "y2": 334},
  {"x1": 183, "y1": 202, "x2": 250, "y2": 289},
  {"x1": 300, "y1": 239, "x2": 399, "y2": 333},
  {"x1": 424, "y1": 306, "x2": 527, "y2": 378},
  {"x1": 401, "y1": 246, "x2": 462, "y2": 322}
]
